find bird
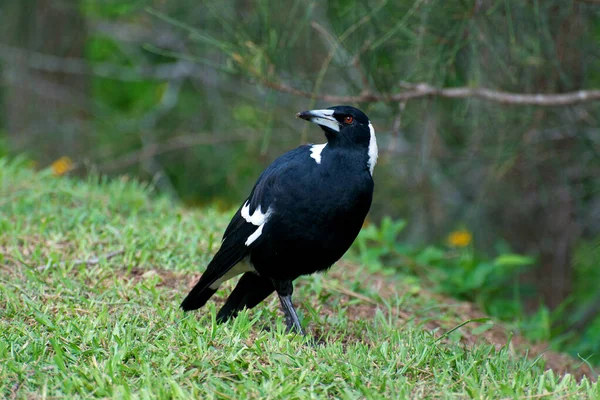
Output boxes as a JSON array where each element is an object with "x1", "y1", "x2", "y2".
[{"x1": 181, "y1": 105, "x2": 378, "y2": 335}]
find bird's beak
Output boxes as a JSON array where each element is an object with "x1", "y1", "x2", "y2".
[{"x1": 296, "y1": 109, "x2": 340, "y2": 133}]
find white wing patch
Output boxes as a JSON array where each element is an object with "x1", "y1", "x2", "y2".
[
  {"x1": 245, "y1": 224, "x2": 265, "y2": 246},
  {"x1": 310, "y1": 143, "x2": 327, "y2": 164},
  {"x1": 240, "y1": 200, "x2": 272, "y2": 246},
  {"x1": 367, "y1": 122, "x2": 378, "y2": 175},
  {"x1": 241, "y1": 201, "x2": 270, "y2": 226}
]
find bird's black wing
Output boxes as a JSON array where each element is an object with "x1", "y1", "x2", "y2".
[{"x1": 180, "y1": 145, "x2": 309, "y2": 311}]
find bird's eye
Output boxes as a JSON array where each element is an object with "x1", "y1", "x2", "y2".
[{"x1": 343, "y1": 116, "x2": 354, "y2": 124}]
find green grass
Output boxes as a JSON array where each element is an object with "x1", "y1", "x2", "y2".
[{"x1": 0, "y1": 158, "x2": 597, "y2": 399}]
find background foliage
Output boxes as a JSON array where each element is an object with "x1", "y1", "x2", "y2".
[{"x1": 1, "y1": 0, "x2": 599, "y2": 365}]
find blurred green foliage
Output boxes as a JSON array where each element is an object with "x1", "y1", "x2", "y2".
[
  {"x1": 351, "y1": 218, "x2": 535, "y2": 314},
  {"x1": 350, "y1": 218, "x2": 600, "y2": 365}
]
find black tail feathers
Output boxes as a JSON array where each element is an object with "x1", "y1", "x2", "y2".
[
  {"x1": 216, "y1": 272, "x2": 275, "y2": 323},
  {"x1": 180, "y1": 284, "x2": 217, "y2": 311}
]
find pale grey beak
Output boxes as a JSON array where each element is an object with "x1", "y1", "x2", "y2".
[{"x1": 296, "y1": 109, "x2": 340, "y2": 132}]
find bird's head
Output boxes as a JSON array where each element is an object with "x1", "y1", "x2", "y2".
[
  {"x1": 297, "y1": 105, "x2": 378, "y2": 173},
  {"x1": 296, "y1": 105, "x2": 370, "y2": 143}
]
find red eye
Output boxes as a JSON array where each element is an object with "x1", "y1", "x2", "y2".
[{"x1": 344, "y1": 116, "x2": 354, "y2": 124}]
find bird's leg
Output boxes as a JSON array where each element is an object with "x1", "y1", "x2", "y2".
[
  {"x1": 271, "y1": 279, "x2": 305, "y2": 335},
  {"x1": 278, "y1": 294, "x2": 305, "y2": 335}
]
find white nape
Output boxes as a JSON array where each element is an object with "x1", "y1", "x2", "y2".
[
  {"x1": 367, "y1": 122, "x2": 378, "y2": 175},
  {"x1": 310, "y1": 143, "x2": 327, "y2": 164}
]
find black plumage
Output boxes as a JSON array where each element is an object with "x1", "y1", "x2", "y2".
[{"x1": 181, "y1": 105, "x2": 378, "y2": 334}]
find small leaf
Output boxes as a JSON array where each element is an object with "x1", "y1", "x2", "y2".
[{"x1": 494, "y1": 254, "x2": 535, "y2": 267}]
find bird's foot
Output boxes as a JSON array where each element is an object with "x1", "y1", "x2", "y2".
[{"x1": 285, "y1": 320, "x2": 306, "y2": 337}]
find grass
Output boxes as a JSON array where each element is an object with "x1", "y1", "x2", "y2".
[{"x1": 0, "y1": 158, "x2": 597, "y2": 399}]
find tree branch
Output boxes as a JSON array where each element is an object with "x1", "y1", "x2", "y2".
[{"x1": 259, "y1": 78, "x2": 600, "y2": 106}]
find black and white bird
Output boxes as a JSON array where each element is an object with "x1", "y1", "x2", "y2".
[{"x1": 181, "y1": 105, "x2": 377, "y2": 335}]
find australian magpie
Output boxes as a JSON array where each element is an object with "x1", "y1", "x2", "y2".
[{"x1": 181, "y1": 105, "x2": 377, "y2": 335}]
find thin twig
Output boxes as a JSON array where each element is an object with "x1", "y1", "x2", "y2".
[
  {"x1": 72, "y1": 249, "x2": 125, "y2": 266},
  {"x1": 322, "y1": 281, "x2": 381, "y2": 305},
  {"x1": 37, "y1": 249, "x2": 124, "y2": 271},
  {"x1": 97, "y1": 134, "x2": 249, "y2": 172},
  {"x1": 433, "y1": 318, "x2": 492, "y2": 344},
  {"x1": 350, "y1": 38, "x2": 376, "y2": 92},
  {"x1": 307, "y1": 2, "x2": 384, "y2": 106},
  {"x1": 10, "y1": 380, "x2": 22, "y2": 400},
  {"x1": 499, "y1": 387, "x2": 570, "y2": 400}
]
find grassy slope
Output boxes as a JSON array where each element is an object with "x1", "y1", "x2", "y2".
[{"x1": 0, "y1": 159, "x2": 597, "y2": 399}]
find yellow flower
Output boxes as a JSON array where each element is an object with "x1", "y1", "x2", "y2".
[
  {"x1": 447, "y1": 229, "x2": 472, "y2": 247},
  {"x1": 51, "y1": 156, "x2": 73, "y2": 176}
]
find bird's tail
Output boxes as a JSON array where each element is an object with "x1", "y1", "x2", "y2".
[
  {"x1": 180, "y1": 279, "x2": 218, "y2": 311},
  {"x1": 181, "y1": 239, "x2": 251, "y2": 311},
  {"x1": 216, "y1": 272, "x2": 275, "y2": 322}
]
